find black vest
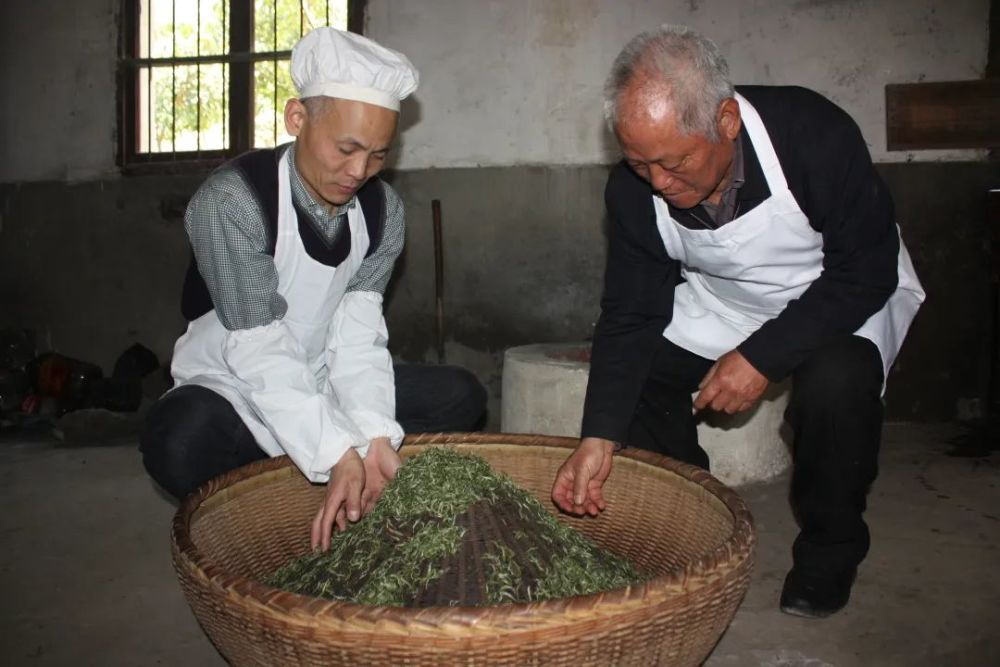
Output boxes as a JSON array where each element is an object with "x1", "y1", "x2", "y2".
[{"x1": 181, "y1": 146, "x2": 386, "y2": 321}]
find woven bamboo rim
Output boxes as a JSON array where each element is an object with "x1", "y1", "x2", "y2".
[{"x1": 171, "y1": 433, "x2": 755, "y2": 637}]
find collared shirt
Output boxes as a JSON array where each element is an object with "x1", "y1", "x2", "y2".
[
  {"x1": 184, "y1": 144, "x2": 405, "y2": 331},
  {"x1": 287, "y1": 144, "x2": 357, "y2": 238}
]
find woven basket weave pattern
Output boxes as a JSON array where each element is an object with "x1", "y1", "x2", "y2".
[{"x1": 172, "y1": 434, "x2": 755, "y2": 666}]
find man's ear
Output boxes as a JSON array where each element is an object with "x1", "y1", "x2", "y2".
[
  {"x1": 716, "y1": 97, "x2": 742, "y2": 142},
  {"x1": 284, "y1": 98, "x2": 307, "y2": 137}
]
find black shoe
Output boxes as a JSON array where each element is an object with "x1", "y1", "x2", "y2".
[{"x1": 779, "y1": 567, "x2": 857, "y2": 618}]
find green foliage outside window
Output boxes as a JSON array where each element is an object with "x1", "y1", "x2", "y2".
[{"x1": 139, "y1": 0, "x2": 347, "y2": 154}]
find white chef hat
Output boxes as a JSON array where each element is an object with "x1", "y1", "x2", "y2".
[{"x1": 291, "y1": 27, "x2": 419, "y2": 112}]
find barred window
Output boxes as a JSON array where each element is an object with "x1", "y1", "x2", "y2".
[{"x1": 118, "y1": 0, "x2": 363, "y2": 168}]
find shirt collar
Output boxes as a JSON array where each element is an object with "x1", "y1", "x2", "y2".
[
  {"x1": 286, "y1": 143, "x2": 357, "y2": 219},
  {"x1": 701, "y1": 132, "x2": 746, "y2": 212}
]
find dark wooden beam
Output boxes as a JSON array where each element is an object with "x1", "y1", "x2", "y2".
[
  {"x1": 988, "y1": 0, "x2": 998, "y2": 78},
  {"x1": 348, "y1": 0, "x2": 367, "y2": 34},
  {"x1": 885, "y1": 79, "x2": 1000, "y2": 150},
  {"x1": 229, "y1": 0, "x2": 253, "y2": 155},
  {"x1": 117, "y1": 0, "x2": 139, "y2": 166}
]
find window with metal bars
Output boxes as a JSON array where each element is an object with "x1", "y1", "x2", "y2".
[{"x1": 118, "y1": 0, "x2": 364, "y2": 169}]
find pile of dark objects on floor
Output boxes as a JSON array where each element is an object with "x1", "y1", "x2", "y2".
[
  {"x1": 269, "y1": 448, "x2": 647, "y2": 607},
  {"x1": 0, "y1": 328, "x2": 169, "y2": 443}
]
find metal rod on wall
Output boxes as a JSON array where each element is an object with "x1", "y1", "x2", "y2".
[
  {"x1": 171, "y1": 0, "x2": 177, "y2": 155},
  {"x1": 988, "y1": 189, "x2": 1000, "y2": 418},
  {"x1": 432, "y1": 199, "x2": 446, "y2": 365},
  {"x1": 273, "y1": 0, "x2": 278, "y2": 146},
  {"x1": 196, "y1": 0, "x2": 201, "y2": 153},
  {"x1": 147, "y1": 0, "x2": 152, "y2": 154},
  {"x1": 222, "y1": 0, "x2": 227, "y2": 149}
]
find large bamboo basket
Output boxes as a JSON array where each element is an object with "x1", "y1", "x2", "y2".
[{"x1": 171, "y1": 434, "x2": 755, "y2": 666}]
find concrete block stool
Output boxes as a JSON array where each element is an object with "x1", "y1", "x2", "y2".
[{"x1": 501, "y1": 343, "x2": 791, "y2": 487}]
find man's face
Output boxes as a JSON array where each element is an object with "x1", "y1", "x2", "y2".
[
  {"x1": 615, "y1": 82, "x2": 740, "y2": 210},
  {"x1": 285, "y1": 97, "x2": 398, "y2": 208}
]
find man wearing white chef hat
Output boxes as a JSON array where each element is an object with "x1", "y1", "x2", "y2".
[{"x1": 142, "y1": 28, "x2": 486, "y2": 551}]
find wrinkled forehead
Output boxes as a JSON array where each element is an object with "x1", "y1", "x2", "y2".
[{"x1": 616, "y1": 78, "x2": 685, "y2": 134}]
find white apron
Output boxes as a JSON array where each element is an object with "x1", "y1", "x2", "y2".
[
  {"x1": 170, "y1": 150, "x2": 376, "y2": 476},
  {"x1": 655, "y1": 94, "x2": 925, "y2": 384}
]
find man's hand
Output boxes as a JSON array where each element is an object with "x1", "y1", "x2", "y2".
[
  {"x1": 311, "y1": 447, "x2": 365, "y2": 551},
  {"x1": 551, "y1": 437, "x2": 615, "y2": 517},
  {"x1": 694, "y1": 349, "x2": 769, "y2": 415},
  {"x1": 361, "y1": 437, "x2": 401, "y2": 515}
]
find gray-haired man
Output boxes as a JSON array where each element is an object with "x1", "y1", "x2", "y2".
[{"x1": 552, "y1": 25, "x2": 924, "y2": 617}]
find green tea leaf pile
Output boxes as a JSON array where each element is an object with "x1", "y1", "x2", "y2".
[{"x1": 268, "y1": 448, "x2": 646, "y2": 607}]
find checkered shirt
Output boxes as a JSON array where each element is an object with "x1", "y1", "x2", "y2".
[{"x1": 184, "y1": 144, "x2": 405, "y2": 331}]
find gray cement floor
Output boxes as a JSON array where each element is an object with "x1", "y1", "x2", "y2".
[{"x1": 1, "y1": 423, "x2": 997, "y2": 666}]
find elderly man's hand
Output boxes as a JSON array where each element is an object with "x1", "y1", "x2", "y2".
[
  {"x1": 311, "y1": 447, "x2": 365, "y2": 551},
  {"x1": 694, "y1": 349, "x2": 769, "y2": 414},
  {"x1": 551, "y1": 437, "x2": 615, "y2": 517},
  {"x1": 361, "y1": 437, "x2": 401, "y2": 515}
]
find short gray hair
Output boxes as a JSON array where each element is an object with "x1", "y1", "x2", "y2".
[{"x1": 603, "y1": 25, "x2": 734, "y2": 140}]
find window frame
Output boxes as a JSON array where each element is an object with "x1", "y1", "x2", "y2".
[{"x1": 116, "y1": 0, "x2": 365, "y2": 172}]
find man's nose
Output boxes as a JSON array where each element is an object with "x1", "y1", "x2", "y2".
[
  {"x1": 346, "y1": 154, "x2": 367, "y2": 180},
  {"x1": 649, "y1": 164, "x2": 675, "y2": 192}
]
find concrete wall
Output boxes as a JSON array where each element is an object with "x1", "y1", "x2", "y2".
[
  {"x1": 0, "y1": 176, "x2": 201, "y2": 369},
  {"x1": 0, "y1": 0, "x2": 118, "y2": 183},
  {"x1": 0, "y1": 0, "x2": 989, "y2": 182},
  {"x1": 3, "y1": 160, "x2": 994, "y2": 422},
  {"x1": 382, "y1": 162, "x2": 999, "y2": 423},
  {"x1": 367, "y1": 0, "x2": 989, "y2": 167},
  {"x1": 0, "y1": 0, "x2": 997, "y2": 424}
]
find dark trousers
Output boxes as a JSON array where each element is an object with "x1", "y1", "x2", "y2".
[
  {"x1": 141, "y1": 364, "x2": 487, "y2": 499},
  {"x1": 629, "y1": 335, "x2": 884, "y2": 575}
]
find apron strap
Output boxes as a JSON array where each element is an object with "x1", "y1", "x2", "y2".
[
  {"x1": 180, "y1": 147, "x2": 386, "y2": 322},
  {"x1": 735, "y1": 93, "x2": 789, "y2": 195}
]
